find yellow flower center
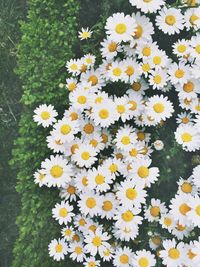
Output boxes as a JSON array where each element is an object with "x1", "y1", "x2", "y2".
[
  {"x1": 121, "y1": 136, "x2": 131, "y2": 145},
  {"x1": 134, "y1": 25, "x2": 143, "y2": 39},
  {"x1": 126, "y1": 188, "x2": 137, "y2": 200},
  {"x1": 55, "y1": 244, "x2": 63, "y2": 253},
  {"x1": 168, "y1": 248, "x2": 180, "y2": 260},
  {"x1": 75, "y1": 246, "x2": 83, "y2": 255},
  {"x1": 50, "y1": 165, "x2": 63, "y2": 178},
  {"x1": 73, "y1": 234, "x2": 80, "y2": 242},
  {"x1": 181, "y1": 182, "x2": 192, "y2": 193},
  {"x1": 109, "y1": 164, "x2": 118, "y2": 173},
  {"x1": 81, "y1": 31, "x2": 90, "y2": 39},
  {"x1": 139, "y1": 257, "x2": 149, "y2": 267},
  {"x1": 90, "y1": 139, "x2": 98, "y2": 148},
  {"x1": 41, "y1": 111, "x2": 50, "y2": 120},
  {"x1": 125, "y1": 66, "x2": 135, "y2": 76},
  {"x1": 88, "y1": 75, "x2": 98, "y2": 86},
  {"x1": 176, "y1": 223, "x2": 186, "y2": 231},
  {"x1": 77, "y1": 95, "x2": 87, "y2": 104},
  {"x1": 70, "y1": 112, "x2": 78, "y2": 121},
  {"x1": 117, "y1": 105, "x2": 126, "y2": 114},
  {"x1": 188, "y1": 249, "x2": 197, "y2": 259},
  {"x1": 138, "y1": 166, "x2": 149, "y2": 178},
  {"x1": 175, "y1": 69, "x2": 185, "y2": 78},
  {"x1": 181, "y1": 117, "x2": 189, "y2": 124},
  {"x1": 137, "y1": 132, "x2": 145, "y2": 141},
  {"x1": 103, "y1": 248, "x2": 111, "y2": 256},
  {"x1": 79, "y1": 218, "x2": 86, "y2": 226},
  {"x1": 153, "y1": 56, "x2": 161, "y2": 65},
  {"x1": 81, "y1": 151, "x2": 90, "y2": 160},
  {"x1": 67, "y1": 185, "x2": 76, "y2": 195},
  {"x1": 115, "y1": 23, "x2": 127, "y2": 34},
  {"x1": 92, "y1": 236, "x2": 102, "y2": 247},
  {"x1": 153, "y1": 75, "x2": 162, "y2": 84},
  {"x1": 71, "y1": 144, "x2": 79, "y2": 154},
  {"x1": 70, "y1": 63, "x2": 78, "y2": 71},
  {"x1": 195, "y1": 205, "x2": 200, "y2": 216},
  {"x1": 179, "y1": 203, "x2": 191, "y2": 215},
  {"x1": 153, "y1": 103, "x2": 165, "y2": 113},
  {"x1": 150, "y1": 206, "x2": 160, "y2": 217},
  {"x1": 95, "y1": 174, "x2": 105, "y2": 185},
  {"x1": 164, "y1": 217, "x2": 172, "y2": 226},
  {"x1": 86, "y1": 197, "x2": 96, "y2": 209},
  {"x1": 108, "y1": 42, "x2": 117, "y2": 52},
  {"x1": 84, "y1": 123, "x2": 94, "y2": 134},
  {"x1": 165, "y1": 15, "x2": 176, "y2": 25},
  {"x1": 95, "y1": 96, "x2": 103, "y2": 104},
  {"x1": 195, "y1": 44, "x2": 200, "y2": 54},
  {"x1": 120, "y1": 254, "x2": 129, "y2": 264},
  {"x1": 177, "y1": 44, "x2": 186, "y2": 53},
  {"x1": 183, "y1": 81, "x2": 194, "y2": 92},
  {"x1": 113, "y1": 67, "x2": 122, "y2": 77},
  {"x1": 59, "y1": 207, "x2": 68, "y2": 217},
  {"x1": 132, "y1": 82, "x2": 141, "y2": 91},
  {"x1": 142, "y1": 47, "x2": 151, "y2": 56},
  {"x1": 190, "y1": 14, "x2": 199, "y2": 25},
  {"x1": 142, "y1": 63, "x2": 150, "y2": 72},
  {"x1": 122, "y1": 210, "x2": 134, "y2": 222},
  {"x1": 60, "y1": 124, "x2": 71, "y2": 135},
  {"x1": 102, "y1": 133, "x2": 108, "y2": 144},
  {"x1": 102, "y1": 201, "x2": 113, "y2": 211},
  {"x1": 129, "y1": 100, "x2": 137, "y2": 111},
  {"x1": 65, "y1": 229, "x2": 72, "y2": 236},
  {"x1": 88, "y1": 262, "x2": 96, "y2": 267},
  {"x1": 181, "y1": 133, "x2": 192, "y2": 143},
  {"x1": 99, "y1": 109, "x2": 109, "y2": 119},
  {"x1": 129, "y1": 148, "x2": 138, "y2": 157},
  {"x1": 68, "y1": 82, "x2": 77, "y2": 91}
]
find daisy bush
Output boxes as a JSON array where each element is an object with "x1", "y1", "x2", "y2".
[{"x1": 33, "y1": 0, "x2": 200, "y2": 266}]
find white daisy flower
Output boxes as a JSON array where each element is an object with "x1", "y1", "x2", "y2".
[
  {"x1": 78, "y1": 191, "x2": 101, "y2": 216},
  {"x1": 172, "y1": 39, "x2": 190, "y2": 59},
  {"x1": 53, "y1": 118, "x2": 79, "y2": 143},
  {"x1": 83, "y1": 257, "x2": 100, "y2": 267},
  {"x1": 72, "y1": 143, "x2": 97, "y2": 168},
  {"x1": 172, "y1": 221, "x2": 194, "y2": 240},
  {"x1": 59, "y1": 180, "x2": 77, "y2": 202},
  {"x1": 144, "y1": 198, "x2": 167, "y2": 222},
  {"x1": 81, "y1": 69, "x2": 105, "y2": 90},
  {"x1": 176, "y1": 79, "x2": 200, "y2": 100},
  {"x1": 78, "y1": 27, "x2": 93, "y2": 40},
  {"x1": 136, "y1": 40, "x2": 158, "y2": 59},
  {"x1": 99, "y1": 246, "x2": 114, "y2": 261},
  {"x1": 66, "y1": 78, "x2": 78, "y2": 92},
  {"x1": 107, "y1": 61, "x2": 126, "y2": 82},
  {"x1": 148, "y1": 69, "x2": 168, "y2": 90},
  {"x1": 61, "y1": 226, "x2": 75, "y2": 241},
  {"x1": 66, "y1": 58, "x2": 82, "y2": 76},
  {"x1": 156, "y1": 7, "x2": 184, "y2": 35},
  {"x1": 176, "y1": 112, "x2": 193, "y2": 125},
  {"x1": 153, "y1": 140, "x2": 164, "y2": 151},
  {"x1": 100, "y1": 193, "x2": 118, "y2": 220},
  {"x1": 129, "y1": 0, "x2": 164, "y2": 14},
  {"x1": 34, "y1": 169, "x2": 47, "y2": 187},
  {"x1": 168, "y1": 62, "x2": 191, "y2": 85},
  {"x1": 68, "y1": 241, "x2": 86, "y2": 262},
  {"x1": 113, "y1": 247, "x2": 134, "y2": 267},
  {"x1": 184, "y1": 8, "x2": 200, "y2": 30},
  {"x1": 177, "y1": 177, "x2": 197, "y2": 195},
  {"x1": 160, "y1": 213, "x2": 175, "y2": 232},
  {"x1": 114, "y1": 224, "x2": 139, "y2": 242},
  {"x1": 83, "y1": 54, "x2": 96, "y2": 67},
  {"x1": 52, "y1": 200, "x2": 74, "y2": 225},
  {"x1": 114, "y1": 126, "x2": 137, "y2": 151},
  {"x1": 122, "y1": 58, "x2": 140, "y2": 83},
  {"x1": 132, "y1": 250, "x2": 156, "y2": 267},
  {"x1": 159, "y1": 239, "x2": 185, "y2": 267},
  {"x1": 46, "y1": 132, "x2": 65, "y2": 153},
  {"x1": 33, "y1": 104, "x2": 57, "y2": 127},
  {"x1": 48, "y1": 238, "x2": 68, "y2": 261},
  {"x1": 84, "y1": 228, "x2": 110, "y2": 256},
  {"x1": 100, "y1": 38, "x2": 122, "y2": 60},
  {"x1": 105, "y1": 13, "x2": 136, "y2": 42},
  {"x1": 149, "y1": 235, "x2": 162, "y2": 251},
  {"x1": 187, "y1": 195, "x2": 200, "y2": 227},
  {"x1": 41, "y1": 155, "x2": 73, "y2": 187},
  {"x1": 192, "y1": 165, "x2": 200, "y2": 188}
]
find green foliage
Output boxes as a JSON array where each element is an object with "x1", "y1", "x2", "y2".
[
  {"x1": 0, "y1": 0, "x2": 26, "y2": 266},
  {"x1": 10, "y1": 1, "x2": 80, "y2": 266}
]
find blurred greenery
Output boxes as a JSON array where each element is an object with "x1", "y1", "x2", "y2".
[{"x1": 0, "y1": 0, "x2": 26, "y2": 266}]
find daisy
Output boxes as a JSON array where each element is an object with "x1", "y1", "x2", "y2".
[
  {"x1": 184, "y1": 8, "x2": 200, "y2": 30},
  {"x1": 191, "y1": 97, "x2": 200, "y2": 114},
  {"x1": 145, "y1": 95, "x2": 174, "y2": 123},
  {"x1": 129, "y1": 0, "x2": 164, "y2": 14},
  {"x1": 84, "y1": 228, "x2": 110, "y2": 256},
  {"x1": 114, "y1": 96, "x2": 132, "y2": 122},
  {"x1": 81, "y1": 69, "x2": 105, "y2": 90},
  {"x1": 100, "y1": 38, "x2": 122, "y2": 59},
  {"x1": 172, "y1": 221, "x2": 193, "y2": 240},
  {"x1": 132, "y1": 250, "x2": 156, "y2": 267},
  {"x1": 124, "y1": 141, "x2": 146, "y2": 162},
  {"x1": 83, "y1": 257, "x2": 100, "y2": 267},
  {"x1": 126, "y1": 91, "x2": 144, "y2": 117},
  {"x1": 177, "y1": 177, "x2": 197, "y2": 195},
  {"x1": 184, "y1": 241, "x2": 198, "y2": 266},
  {"x1": 78, "y1": 27, "x2": 93, "y2": 40},
  {"x1": 72, "y1": 143, "x2": 97, "y2": 168},
  {"x1": 144, "y1": 198, "x2": 167, "y2": 222},
  {"x1": 53, "y1": 118, "x2": 79, "y2": 143},
  {"x1": 86, "y1": 133, "x2": 105, "y2": 152},
  {"x1": 46, "y1": 132, "x2": 65, "y2": 154},
  {"x1": 78, "y1": 191, "x2": 101, "y2": 216},
  {"x1": 168, "y1": 62, "x2": 190, "y2": 85},
  {"x1": 187, "y1": 195, "x2": 200, "y2": 227},
  {"x1": 192, "y1": 165, "x2": 200, "y2": 188},
  {"x1": 149, "y1": 235, "x2": 162, "y2": 251},
  {"x1": 156, "y1": 7, "x2": 184, "y2": 35},
  {"x1": 172, "y1": 39, "x2": 190, "y2": 59},
  {"x1": 149, "y1": 49, "x2": 170, "y2": 70},
  {"x1": 107, "y1": 61, "x2": 126, "y2": 82},
  {"x1": 136, "y1": 41, "x2": 158, "y2": 59},
  {"x1": 100, "y1": 193, "x2": 118, "y2": 220},
  {"x1": 105, "y1": 13, "x2": 136, "y2": 42},
  {"x1": 33, "y1": 169, "x2": 47, "y2": 187},
  {"x1": 52, "y1": 201, "x2": 74, "y2": 225},
  {"x1": 169, "y1": 193, "x2": 192, "y2": 226},
  {"x1": 113, "y1": 247, "x2": 134, "y2": 267},
  {"x1": 190, "y1": 238, "x2": 200, "y2": 265},
  {"x1": 66, "y1": 78, "x2": 78, "y2": 92},
  {"x1": 68, "y1": 241, "x2": 86, "y2": 262},
  {"x1": 114, "y1": 224, "x2": 139, "y2": 242},
  {"x1": 159, "y1": 239, "x2": 185, "y2": 267},
  {"x1": 61, "y1": 226, "x2": 75, "y2": 241},
  {"x1": 103, "y1": 157, "x2": 123, "y2": 177},
  {"x1": 69, "y1": 87, "x2": 90, "y2": 111},
  {"x1": 59, "y1": 180, "x2": 77, "y2": 202},
  {"x1": 99, "y1": 246, "x2": 114, "y2": 262},
  {"x1": 90, "y1": 100, "x2": 117, "y2": 127},
  {"x1": 114, "y1": 126, "x2": 137, "y2": 151},
  {"x1": 176, "y1": 79, "x2": 200, "y2": 100},
  {"x1": 33, "y1": 104, "x2": 57, "y2": 127},
  {"x1": 83, "y1": 54, "x2": 96, "y2": 67},
  {"x1": 153, "y1": 140, "x2": 164, "y2": 151},
  {"x1": 41, "y1": 155, "x2": 73, "y2": 187},
  {"x1": 148, "y1": 69, "x2": 168, "y2": 90},
  {"x1": 48, "y1": 238, "x2": 68, "y2": 261},
  {"x1": 176, "y1": 112, "x2": 193, "y2": 125},
  {"x1": 129, "y1": 158, "x2": 159, "y2": 187},
  {"x1": 66, "y1": 58, "x2": 81, "y2": 76},
  {"x1": 116, "y1": 179, "x2": 147, "y2": 208},
  {"x1": 175, "y1": 124, "x2": 200, "y2": 152}
]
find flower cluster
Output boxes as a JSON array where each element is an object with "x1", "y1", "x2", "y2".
[{"x1": 33, "y1": 0, "x2": 200, "y2": 266}]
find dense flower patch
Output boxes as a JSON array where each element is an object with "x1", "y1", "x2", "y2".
[{"x1": 33, "y1": 0, "x2": 200, "y2": 266}]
